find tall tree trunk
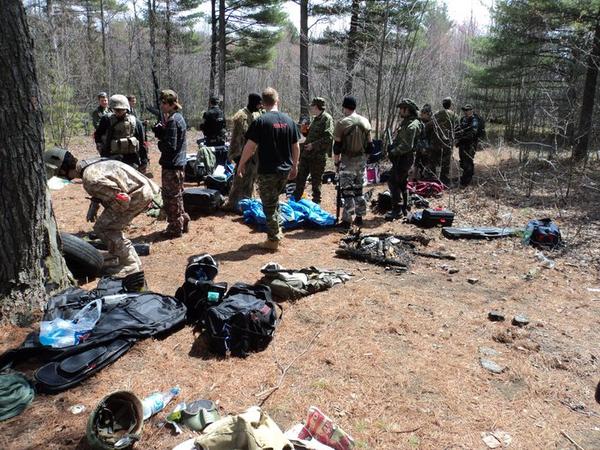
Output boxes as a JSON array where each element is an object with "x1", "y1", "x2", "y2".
[
  {"x1": 148, "y1": 0, "x2": 160, "y2": 108},
  {"x1": 299, "y1": 0, "x2": 309, "y2": 119},
  {"x1": 344, "y1": 0, "x2": 360, "y2": 96},
  {"x1": 100, "y1": 0, "x2": 108, "y2": 88},
  {"x1": 574, "y1": 18, "x2": 600, "y2": 161},
  {"x1": 165, "y1": 0, "x2": 173, "y2": 86},
  {"x1": 374, "y1": 2, "x2": 389, "y2": 139},
  {"x1": 0, "y1": 0, "x2": 71, "y2": 325},
  {"x1": 218, "y1": 0, "x2": 226, "y2": 107},
  {"x1": 209, "y1": 0, "x2": 217, "y2": 96}
]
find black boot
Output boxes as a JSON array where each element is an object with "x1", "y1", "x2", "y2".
[
  {"x1": 385, "y1": 209, "x2": 402, "y2": 221},
  {"x1": 353, "y1": 216, "x2": 363, "y2": 226}
]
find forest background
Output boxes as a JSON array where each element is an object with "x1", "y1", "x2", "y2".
[{"x1": 25, "y1": 0, "x2": 600, "y2": 161}]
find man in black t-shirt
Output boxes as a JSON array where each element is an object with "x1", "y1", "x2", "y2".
[{"x1": 238, "y1": 87, "x2": 300, "y2": 251}]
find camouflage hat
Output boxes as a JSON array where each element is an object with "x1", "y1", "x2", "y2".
[
  {"x1": 396, "y1": 98, "x2": 419, "y2": 113},
  {"x1": 98, "y1": 92, "x2": 108, "y2": 98},
  {"x1": 109, "y1": 94, "x2": 130, "y2": 111},
  {"x1": 160, "y1": 89, "x2": 182, "y2": 110},
  {"x1": 443, "y1": 96, "x2": 452, "y2": 103},
  {"x1": 461, "y1": 104, "x2": 473, "y2": 111},
  {"x1": 310, "y1": 97, "x2": 326, "y2": 109}
]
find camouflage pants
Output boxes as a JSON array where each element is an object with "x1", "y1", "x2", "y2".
[
  {"x1": 94, "y1": 186, "x2": 153, "y2": 271},
  {"x1": 388, "y1": 152, "x2": 414, "y2": 210},
  {"x1": 458, "y1": 142, "x2": 477, "y2": 186},
  {"x1": 339, "y1": 156, "x2": 367, "y2": 223},
  {"x1": 162, "y1": 168, "x2": 190, "y2": 233},
  {"x1": 292, "y1": 152, "x2": 327, "y2": 203},
  {"x1": 433, "y1": 143, "x2": 454, "y2": 184},
  {"x1": 227, "y1": 154, "x2": 258, "y2": 210},
  {"x1": 258, "y1": 172, "x2": 288, "y2": 241}
]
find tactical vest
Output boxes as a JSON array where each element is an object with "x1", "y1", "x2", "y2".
[{"x1": 109, "y1": 114, "x2": 139, "y2": 156}]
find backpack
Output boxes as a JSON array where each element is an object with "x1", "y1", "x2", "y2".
[
  {"x1": 342, "y1": 123, "x2": 368, "y2": 157},
  {"x1": 205, "y1": 284, "x2": 280, "y2": 357},
  {"x1": 523, "y1": 218, "x2": 562, "y2": 249},
  {"x1": 473, "y1": 113, "x2": 486, "y2": 140},
  {"x1": 175, "y1": 254, "x2": 228, "y2": 324}
]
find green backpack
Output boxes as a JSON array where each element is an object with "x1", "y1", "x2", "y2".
[{"x1": 342, "y1": 123, "x2": 368, "y2": 157}]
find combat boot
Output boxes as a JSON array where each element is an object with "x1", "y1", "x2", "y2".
[
  {"x1": 258, "y1": 239, "x2": 279, "y2": 251},
  {"x1": 385, "y1": 209, "x2": 403, "y2": 221},
  {"x1": 353, "y1": 216, "x2": 363, "y2": 226}
]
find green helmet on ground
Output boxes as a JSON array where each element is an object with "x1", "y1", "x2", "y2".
[
  {"x1": 86, "y1": 391, "x2": 144, "y2": 450},
  {"x1": 109, "y1": 95, "x2": 130, "y2": 111}
]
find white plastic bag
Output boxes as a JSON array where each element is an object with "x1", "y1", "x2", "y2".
[{"x1": 39, "y1": 299, "x2": 102, "y2": 348}]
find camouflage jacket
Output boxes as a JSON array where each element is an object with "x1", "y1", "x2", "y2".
[
  {"x1": 432, "y1": 108, "x2": 459, "y2": 146},
  {"x1": 91, "y1": 106, "x2": 111, "y2": 130},
  {"x1": 303, "y1": 111, "x2": 334, "y2": 157},
  {"x1": 229, "y1": 107, "x2": 260, "y2": 161},
  {"x1": 390, "y1": 116, "x2": 422, "y2": 158},
  {"x1": 415, "y1": 119, "x2": 434, "y2": 152},
  {"x1": 82, "y1": 160, "x2": 159, "y2": 210}
]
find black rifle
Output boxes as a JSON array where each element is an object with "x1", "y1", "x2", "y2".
[{"x1": 335, "y1": 166, "x2": 342, "y2": 224}]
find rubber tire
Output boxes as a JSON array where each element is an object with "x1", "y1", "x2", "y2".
[{"x1": 60, "y1": 232, "x2": 104, "y2": 279}]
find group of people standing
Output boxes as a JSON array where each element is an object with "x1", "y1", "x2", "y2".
[{"x1": 43, "y1": 86, "x2": 483, "y2": 277}]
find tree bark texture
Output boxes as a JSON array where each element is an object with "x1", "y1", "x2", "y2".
[
  {"x1": 209, "y1": 0, "x2": 217, "y2": 96},
  {"x1": 574, "y1": 18, "x2": 600, "y2": 161},
  {"x1": 344, "y1": 0, "x2": 360, "y2": 96},
  {"x1": 299, "y1": 0, "x2": 309, "y2": 119},
  {"x1": 0, "y1": 0, "x2": 71, "y2": 325},
  {"x1": 148, "y1": 0, "x2": 160, "y2": 108},
  {"x1": 218, "y1": 0, "x2": 226, "y2": 106}
]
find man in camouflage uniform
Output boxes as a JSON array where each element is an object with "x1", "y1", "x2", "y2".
[
  {"x1": 415, "y1": 104, "x2": 435, "y2": 180},
  {"x1": 43, "y1": 148, "x2": 159, "y2": 277},
  {"x1": 91, "y1": 91, "x2": 110, "y2": 130},
  {"x1": 153, "y1": 89, "x2": 190, "y2": 237},
  {"x1": 431, "y1": 97, "x2": 459, "y2": 185},
  {"x1": 386, "y1": 98, "x2": 422, "y2": 221},
  {"x1": 95, "y1": 95, "x2": 148, "y2": 171},
  {"x1": 238, "y1": 87, "x2": 300, "y2": 251},
  {"x1": 333, "y1": 96, "x2": 373, "y2": 229},
  {"x1": 292, "y1": 97, "x2": 334, "y2": 204},
  {"x1": 223, "y1": 93, "x2": 263, "y2": 211},
  {"x1": 455, "y1": 104, "x2": 480, "y2": 187}
]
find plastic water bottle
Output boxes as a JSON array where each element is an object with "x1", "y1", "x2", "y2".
[
  {"x1": 72, "y1": 299, "x2": 102, "y2": 344},
  {"x1": 39, "y1": 299, "x2": 102, "y2": 348},
  {"x1": 142, "y1": 386, "x2": 180, "y2": 420}
]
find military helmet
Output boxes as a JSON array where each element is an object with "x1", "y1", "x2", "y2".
[
  {"x1": 109, "y1": 94, "x2": 130, "y2": 111},
  {"x1": 86, "y1": 391, "x2": 143, "y2": 450},
  {"x1": 310, "y1": 97, "x2": 326, "y2": 109},
  {"x1": 396, "y1": 98, "x2": 419, "y2": 114},
  {"x1": 185, "y1": 254, "x2": 219, "y2": 282},
  {"x1": 43, "y1": 147, "x2": 71, "y2": 178},
  {"x1": 461, "y1": 104, "x2": 473, "y2": 111}
]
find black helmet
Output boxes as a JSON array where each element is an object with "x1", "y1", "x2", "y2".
[
  {"x1": 86, "y1": 391, "x2": 143, "y2": 450},
  {"x1": 185, "y1": 254, "x2": 219, "y2": 282}
]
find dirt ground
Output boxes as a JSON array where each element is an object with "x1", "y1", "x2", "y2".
[{"x1": 1, "y1": 133, "x2": 599, "y2": 450}]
